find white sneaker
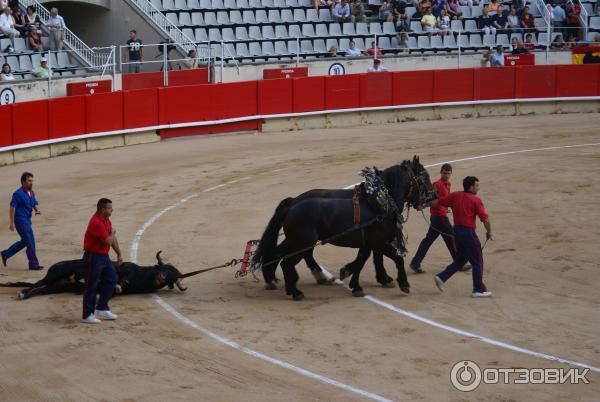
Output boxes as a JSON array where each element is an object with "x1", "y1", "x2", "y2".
[
  {"x1": 434, "y1": 276, "x2": 444, "y2": 292},
  {"x1": 472, "y1": 291, "x2": 493, "y2": 298},
  {"x1": 82, "y1": 314, "x2": 101, "y2": 324},
  {"x1": 95, "y1": 310, "x2": 118, "y2": 320}
]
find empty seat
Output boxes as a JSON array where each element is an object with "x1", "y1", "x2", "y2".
[
  {"x1": 256, "y1": 10, "x2": 269, "y2": 23},
  {"x1": 329, "y1": 23, "x2": 342, "y2": 36},
  {"x1": 236, "y1": 26, "x2": 249, "y2": 39},
  {"x1": 483, "y1": 34, "x2": 495, "y2": 46},
  {"x1": 18, "y1": 55, "x2": 33, "y2": 71},
  {"x1": 192, "y1": 12, "x2": 204, "y2": 25},
  {"x1": 451, "y1": 19, "x2": 463, "y2": 31},
  {"x1": 237, "y1": 0, "x2": 249, "y2": 7},
  {"x1": 326, "y1": 38, "x2": 338, "y2": 50},
  {"x1": 496, "y1": 34, "x2": 509, "y2": 46},
  {"x1": 364, "y1": 37, "x2": 374, "y2": 49},
  {"x1": 222, "y1": 27, "x2": 236, "y2": 40},
  {"x1": 406, "y1": 6, "x2": 416, "y2": 18},
  {"x1": 356, "y1": 22, "x2": 369, "y2": 35},
  {"x1": 300, "y1": 40, "x2": 314, "y2": 53},
  {"x1": 151, "y1": 0, "x2": 162, "y2": 10},
  {"x1": 275, "y1": 41, "x2": 289, "y2": 54},
  {"x1": 286, "y1": 0, "x2": 299, "y2": 6},
  {"x1": 242, "y1": 10, "x2": 256, "y2": 23},
  {"x1": 302, "y1": 24, "x2": 316, "y2": 37},
  {"x1": 293, "y1": 9, "x2": 306, "y2": 22},
  {"x1": 354, "y1": 37, "x2": 365, "y2": 50},
  {"x1": 409, "y1": 21, "x2": 422, "y2": 33},
  {"x1": 382, "y1": 21, "x2": 395, "y2": 35},
  {"x1": 174, "y1": 0, "x2": 188, "y2": 8},
  {"x1": 249, "y1": 25, "x2": 263, "y2": 39},
  {"x1": 343, "y1": 22, "x2": 356, "y2": 35},
  {"x1": 262, "y1": 0, "x2": 274, "y2": 6},
  {"x1": 217, "y1": 11, "x2": 230, "y2": 24},
  {"x1": 314, "y1": 39, "x2": 327, "y2": 52},
  {"x1": 407, "y1": 36, "x2": 417, "y2": 49},
  {"x1": 275, "y1": 25, "x2": 289, "y2": 38},
  {"x1": 535, "y1": 17, "x2": 546, "y2": 28},
  {"x1": 471, "y1": 6, "x2": 482, "y2": 17},
  {"x1": 430, "y1": 35, "x2": 444, "y2": 49},
  {"x1": 469, "y1": 34, "x2": 483, "y2": 48},
  {"x1": 319, "y1": 9, "x2": 332, "y2": 21},
  {"x1": 165, "y1": 12, "x2": 179, "y2": 25},
  {"x1": 464, "y1": 19, "x2": 477, "y2": 32},
  {"x1": 195, "y1": 28, "x2": 209, "y2": 41},
  {"x1": 537, "y1": 33, "x2": 549, "y2": 46},
  {"x1": 460, "y1": 5, "x2": 471, "y2": 17},
  {"x1": 369, "y1": 22, "x2": 382, "y2": 34},
  {"x1": 249, "y1": 42, "x2": 263, "y2": 56},
  {"x1": 236, "y1": 43, "x2": 250, "y2": 57},
  {"x1": 378, "y1": 36, "x2": 391, "y2": 49},
  {"x1": 57, "y1": 51, "x2": 77, "y2": 68},
  {"x1": 288, "y1": 39, "x2": 299, "y2": 54},
  {"x1": 209, "y1": 28, "x2": 222, "y2": 41},
  {"x1": 590, "y1": 17, "x2": 600, "y2": 30},
  {"x1": 262, "y1": 25, "x2": 276, "y2": 39},
  {"x1": 212, "y1": 0, "x2": 224, "y2": 8},
  {"x1": 298, "y1": 0, "x2": 311, "y2": 6},
  {"x1": 199, "y1": 0, "x2": 211, "y2": 7},
  {"x1": 417, "y1": 35, "x2": 431, "y2": 49},
  {"x1": 289, "y1": 24, "x2": 302, "y2": 38},
  {"x1": 224, "y1": 0, "x2": 237, "y2": 8},
  {"x1": 249, "y1": 0, "x2": 261, "y2": 6},
  {"x1": 204, "y1": 12, "x2": 218, "y2": 25},
  {"x1": 339, "y1": 38, "x2": 350, "y2": 51},
  {"x1": 273, "y1": 0, "x2": 285, "y2": 6},
  {"x1": 315, "y1": 23, "x2": 329, "y2": 36},
  {"x1": 457, "y1": 33, "x2": 469, "y2": 48},
  {"x1": 306, "y1": 9, "x2": 319, "y2": 22},
  {"x1": 6, "y1": 56, "x2": 20, "y2": 72},
  {"x1": 224, "y1": 43, "x2": 237, "y2": 57},
  {"x1": 281, "y1": 9, "x2": 295, "y2": 23},
  {"x1": 268, "y1": 10, "x2": 282, "y2": 23},
  {"x1": 262, "y1": 41, "x2": 276, "y2": 55},
  {"x1": 230, "y1": 10, "x2": 243, "y2": 23},
  {"x1": 163, "y1": 0, "x2": 176, "y2": 9},
  {"x1": 443, "y1": 34, "x2": 457, "y2": 48},
  {"x1": 179, "y1": 12, "x2": 192, "y2": 25}
]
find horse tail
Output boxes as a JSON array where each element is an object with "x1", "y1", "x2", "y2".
[
  {"x1": 253, "y1": 197, "x2": 294, "y2": 281},
  {"x1": 0, "y1": 282, "x2": 35, "y2": 287}
]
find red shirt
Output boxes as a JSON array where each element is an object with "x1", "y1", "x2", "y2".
[
  {"x1": 430, "y1": 179, "x2": 450, "y2": 217},
  {"x1": 438, "y1": 191, "x2": 489, "y2": 229},
  {"x1": 84, "y1": 212, "x2": 112, "y2": 255}
]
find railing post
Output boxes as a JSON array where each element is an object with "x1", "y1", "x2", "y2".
[
  {"x1": 457, "y1": 30, "x2": 461, "y2": 68},
  {"x1": 220, "y1": 40, "x2": 224, "y2": 83},
  {"x1": 47, "y1": 50, "x2": 52, "y2": 98},
  {"x1": 118, "y1": 45, "x2": 122, "y2": 73},
  {"x1": 111, "y1": 45, "x2": 117, "y2": 92},
  {"x1": 163, "y1": 43, "x2": 168, "y2": 86},
  {"x1": 296, "y1": 37, "x2": 300, "y2": 67},
  {"x1": 374, "y1": 33, "x2": 377, "y2": 61}
]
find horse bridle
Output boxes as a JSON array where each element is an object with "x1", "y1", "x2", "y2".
[{"x1": 403, "y1": 162, "x2": 431, "y2": 208}]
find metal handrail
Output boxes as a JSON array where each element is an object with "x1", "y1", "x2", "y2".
[
  {"x1": 578, "y1": 0, "x2": 589, "y2": 40},
  {"x1": 125, "y1": 0, "x2": 197, "y2": 54},
  {"x1": 19, "y1": 0, "x2": 109, "y2": 67}
]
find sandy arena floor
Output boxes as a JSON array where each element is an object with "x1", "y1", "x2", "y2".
[{"x1": 0, "y1": 113, "x2": 598, "y2": 401}]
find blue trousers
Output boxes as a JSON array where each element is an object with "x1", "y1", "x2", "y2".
[
  {"x1": 410, "y1": 216, "x2": 456, "y2": 269},
  {"x1": 82, "y1": 252, "x2": 117, "y2": 319},
  {"x1": 2, "y1": 219, "x2": 41, "y2": 269},
  {"x1": 436, "y1": 225, "x2": 487, "y2": 293}
]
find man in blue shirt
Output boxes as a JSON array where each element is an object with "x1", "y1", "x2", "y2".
[
  {"x1": 1, "y1": 172, "x2": 43, "y2": 270},
  {"x1": 491, "y1": 45, "x2": 505, "y2": 67}
]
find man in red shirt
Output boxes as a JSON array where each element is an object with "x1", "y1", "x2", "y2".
[
  {"x1": 432, "y1": 176, "x2": 493, "y2": 297},
  {"x1": 82, "y1": 198, "x2": 123, "y2": 324},
  {"x1": 409, "y1": 164, "x2": 457, "y2": 273}
]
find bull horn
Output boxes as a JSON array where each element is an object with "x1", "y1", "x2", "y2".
[
  {"x1": 156, "y1": 251, "x2": 164, "y2": 265},
  {"x1": 175, "y1": 278, "x2": 187, "y2": 291}
]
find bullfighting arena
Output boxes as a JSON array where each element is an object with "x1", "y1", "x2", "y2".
[{"x1": 0, "y1": 113, "x2": 598, "y2": 401}]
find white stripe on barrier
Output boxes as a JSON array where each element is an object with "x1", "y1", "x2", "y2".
[
  {"x1": 2, "y1": 96, "x2": 599, "y2": 153},
  {"x1": 130, "y1": 142, "x2": 600, "y2": 400}
]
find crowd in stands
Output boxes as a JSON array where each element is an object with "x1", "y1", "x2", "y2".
[{"x1": 0, "y1": 3, "x2": 69, "y2": 81}]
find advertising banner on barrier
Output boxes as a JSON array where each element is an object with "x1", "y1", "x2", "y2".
[
  {"x1": 571, "y1": 46, "x2": 600, "y2": 64},
  {"x1": 504, "y1": 54, "x2": 535, "y2": 66},
  {"x1": 263, "y1": 67, "x2": 308, "y2": 79},
  {"x1": 66, "y1": 80, "x2": 112, "y2": 96}
]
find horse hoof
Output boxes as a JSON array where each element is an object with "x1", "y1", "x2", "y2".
[
  {"x1": 381, "y1": 280, "x2": 396, "y2": 288},
  {"x1": 352, "y1": 290, "x2": 365, "y2": 297},
  {"x1": 339, "y1": 267, "x2": 350, "y2": 281},
  {"x1": 264, "y1": 282, "x2": 277, "y2": 290},
  {"x1": 293, "y1": 293, "x2": 305, "y2": 301},
  {"x1": 17, "y1": 291, "x2": 25, "y2": 300},
  {"x1": 400, "y1": 286, "x2": 410, "y2": 294}
]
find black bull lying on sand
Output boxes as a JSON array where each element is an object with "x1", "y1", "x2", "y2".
[
  {"x1": 0, "y1": 252, "x2": 189, "y2": 300},
  {"x1": 253, "y1": 157, "x2": 436, "y2": 300}
]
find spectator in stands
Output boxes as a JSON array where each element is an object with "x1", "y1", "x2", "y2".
[
  {"x1": 431, "y1": 0, "x2": 447, "y2": 17},
  {"x1": 327, "y1": 44, "x2": 338, "y2": 57},
  {"x1": 491, "y1": 45, "x2": 504, "y2": 66},
  {"x1": 0, "y1": 7, "x2": 19, "y2": 50},
  {"x1": 477, "y1": 6, "x2": 496, "y2": 36},
  {"x1": 481, "y1": 48, "x2": 492, "y2": 67},
  {"x1": 487, "y1": 0, "x2": 500, "y2": 14},
  {"x1": 364, "y1": 42, "x2": 383, "y2": 56},
  {"x1": 12, "y1": 7, "x2": 31, "y2": 38},
  {"x1": 0, "y1": 0, "x2": 6, "y2": 12},
  {"x1": 509, "y1": 36, "x2": 518, "y2": 51},
  {"x1": 507, "y1": 7, "x2": 522, "y2": 33},
  {"x1": 551, "y1": 33, "x2": 566, "y2": 49},
  {"x1": 564, "y1": 1, "x2": 581, "y2": 40},
  {"x1": 523, "y1": 32, "x2": 535, "y2": 49},
  {"x1": 32, "y1": 57, "x2": 52, "y2": 78},
  {"x1": 1, "y1": 62, "x2": 14, "y2": 80},
  {"x1": 565, "y1": 32, "x2": 577, "y2": 48},
  {"x1": 511, "y1": 0, "x2": 525, "y2": 13},
  {"x1": 437, "y1": 9, "x2": 451, "y2": 36},
  {"x1": 396, "y1": 32, "x2": 410, "y2": 53},
  {"x1": 552, "y1": 2, "x2": 566, "y2": 37},
  {"x1": 379, "y1": 0, "x2": 394, "y2": 22},
  {"x1": 421, "y1": 8, "x2": 437, "y2": 37},
  {"x1": 519, "y1": 6, "x2": 537, "y2": 33},
  {"x1": 492, "y1": 5, "x2": 508, "y2": 33},
  {"x1": 394, "y1": 2, "x2": 411, "y2": 32},
  {"x1": 367, "y1": 58, "x2": 387, "y2": 72},
  {"x1": 447, "y1": 0, "x2": 463, "y2": 20},
  {"x1": 333, "y1": 0, "x2": 351, "y2": 22},
  {"x1": 182, "y1": 49, "x2": 197, "y2": 69},
  {"x1": 346, "y1": 39, "x2": 362, "y2": 56},
  {"x1": 25, "y1": 6, "x2": 42, "y2": 32},
  {"x1": 45, "y1": 7, "x2": 66, "y2": 51},
  {"x1": 351, "y1": 0, "x2": 366, "y2": 23},
  {"x1": 126, "y1": 30, "x2": 143, "y2": 73},
  {"x1": 511, "y1": 40, "x2": 529, "y2": 54},
  {"x1": 28, "y1": 26, "x2": 44, "y2": 52}
]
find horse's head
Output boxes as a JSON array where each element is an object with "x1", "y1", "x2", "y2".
[
  {"x1": 154, "y1": 251, "x2": 187, "y2": 291},
  {"x1": 406, "y1": 155, "x2": 436, "y2": 208}
]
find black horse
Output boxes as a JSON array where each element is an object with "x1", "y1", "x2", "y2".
[{"x1": 253, "y1": 156, "x2": 435, "y2": 300}]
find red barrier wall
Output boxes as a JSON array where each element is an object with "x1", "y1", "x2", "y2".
[
  {"x1": 293, "y1": 76, "x2": 325, "y2": 112},
  {"x1": 85, "y1": 92, "x2": 123, "y2": 133},
  {"x1": 325, "y1": 74, "x2": 360, "y2": 110},
  {"x1": 48, "y1": 96, "x2": 86, "y2": 138},
  {"x1": 393, "y1": 70, "x2": 434, "y2": 105},
  {"x1": 434, "y1": 68, "x2": 475, "y2": 102},
  {"x1": 515, "y1": 65, "x2": 556, "y2": 98},
  {"x1": 0, "y1": 105, "x2": 12, "y2": 147},
  {"x1": 474, "y1": 67, "x2": 516, "y2": 100},
  {"x1": 207, "y1": 81, "x2": 257, "y2": 120},
  {"x1": 555, "y1": 65, "x2": 600, "y2": 97},
  {"x1": 159, "y1": 85, "x2": 208, "y2": 124},
  {"x1": 159, "y1": 120, "x2": 260, "y2": 139},
  {"x1": 258, "y1": 78, "x2": 293, "y2": 115},
  {"x1": 123, "y1": 88, "x2": 159, "y2": 129},
  {"x1": 122, "y1": 69, "x2": 210, "y2": 90},
  {"x1": 360, "y1": 73, "x2": 393, "y2": 107},
  {"x1": 12, "y1": 100, "x2": 48, "y2": 145}
]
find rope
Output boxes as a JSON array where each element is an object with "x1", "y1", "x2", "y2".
[{"x1": 420, "y1": 210, "x2": 455, "y2": 238}]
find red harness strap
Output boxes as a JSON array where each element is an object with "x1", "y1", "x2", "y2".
[{"x1": 352, "y1": 186, "x2": 361, "y2": 224}]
